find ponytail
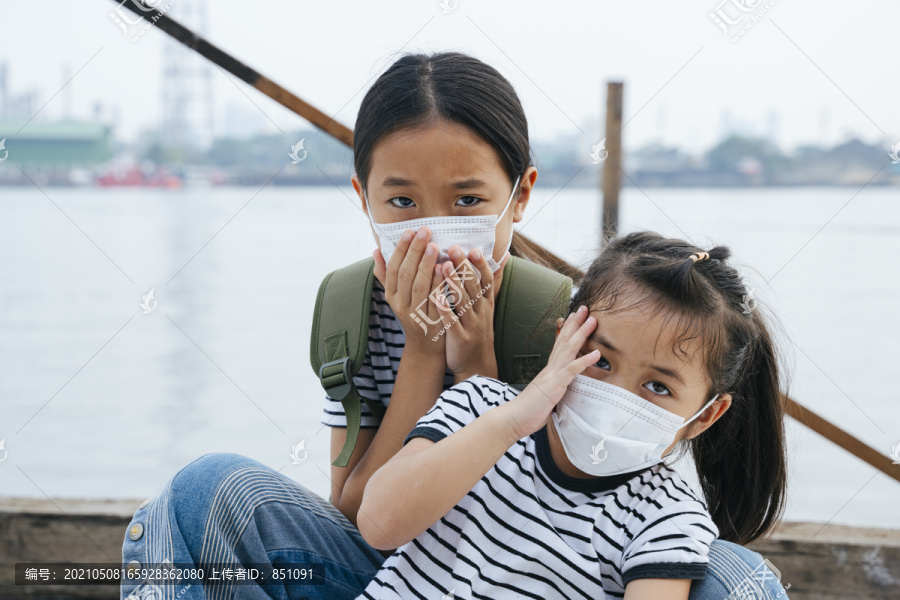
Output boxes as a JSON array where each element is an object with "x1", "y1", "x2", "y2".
[
  {"x1": 510, "y1": 230, "x2": 584, "y2": 283},
  {"x1": 689, "y1": 307, "x2": 788, "y2": 544}
]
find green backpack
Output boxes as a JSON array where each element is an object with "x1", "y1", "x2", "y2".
[{"x1": 310, "y1": 255, "x2": 572, "y2": 467}]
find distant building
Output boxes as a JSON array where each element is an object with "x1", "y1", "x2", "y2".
[{"x1": 0, "y1": 120, "x2": 112, "y2": 169}]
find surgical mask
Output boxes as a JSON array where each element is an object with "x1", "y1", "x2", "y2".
[
  {"x1": 550, "y1": 374, "x2": 720, "y2": 476},
  {"x1": 363, "y1": 176, "x2": 521, "y2": 273}
]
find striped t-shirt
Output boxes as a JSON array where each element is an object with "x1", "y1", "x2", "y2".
[
  {"x1": 357, "y1": 375, "x2": 719, "y2": 599},
  {"x1": 320, "y1": 278, "x2": 455, "y2": 428}
]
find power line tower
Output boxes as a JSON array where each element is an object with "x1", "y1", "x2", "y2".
[{"x1": 159, "y1": 0, "x2": 214, "y2": 162}]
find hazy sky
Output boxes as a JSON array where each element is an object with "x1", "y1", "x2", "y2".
[{"x1": 0, "y1": 0, "x2": 896, "y2": 154}]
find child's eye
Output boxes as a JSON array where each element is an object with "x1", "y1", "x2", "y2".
[
  {"x1": 594, "y1": 355, "x2": 610, "y2": 370},
  {"x1": 388, "y1": 197, "x2": 416, "y2": 208},
  {"x1": 644, "y1": 381, "x2": 671, "y2": 396},
  {"x1": 455, "y1": 196, "x2": 483, "y2": 207}
]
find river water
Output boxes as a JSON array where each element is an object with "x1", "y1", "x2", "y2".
[{"x1": 1, "y1": 184, "x2": 898, "y2": 529}]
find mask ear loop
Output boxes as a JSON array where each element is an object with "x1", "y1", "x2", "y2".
[
  {"x1": 362, "y1": 188, "x2": 380, "y2": 232},
  {"x1": 681, "y1": 393, "x2": 720, "y2": 428},
  {"x1": 495, "y1": 175, "x2": 522, "y2": 224},
  {"x1": 492, "y1": 175, "x2": 522, "y2": 266},
  {"x1": 364, "y1": 188, "x2": 396, "y2": 263},
  {"x1": 664, "y1": 393, "x2": 720, "y2": 461}
]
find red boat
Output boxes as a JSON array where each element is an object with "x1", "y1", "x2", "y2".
[{"x1": 96, "y1": 164, "x2": 183, "y2": 188}]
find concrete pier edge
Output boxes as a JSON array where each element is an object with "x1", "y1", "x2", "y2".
[{"x1": 1, "y1": 497, "x2": 898, "y2": 599}]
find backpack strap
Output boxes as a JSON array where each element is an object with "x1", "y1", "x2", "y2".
[
  {"x1": 310, "y1": 257, "x2": 386, "y2": 467},
  {"x1": 494, "y1": 255, "x2": 573, "y2": 390}
]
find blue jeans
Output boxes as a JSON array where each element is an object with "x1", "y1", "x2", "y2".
[{"x1": 121, "y1": 453, "x2": 790, "y2": 600}]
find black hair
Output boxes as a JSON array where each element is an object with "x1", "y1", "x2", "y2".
[
  {"x1": 353, "y1": 51, "x2": 581, "y2": 280},
  {"x1": 571, "y1": 230, "x2": 788, "y2": 545}
]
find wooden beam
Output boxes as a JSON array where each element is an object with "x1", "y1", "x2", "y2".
[
  {"x1": 784, "y1": 394, "x2": 900, "y2": 484},
  {"x1": 117, "y1": 0, "x2": 353, "y2": 147}
]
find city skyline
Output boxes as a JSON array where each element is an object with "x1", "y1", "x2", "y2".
[{"x1": 0, "y1": 0, "x2": 896, "y2": 155}]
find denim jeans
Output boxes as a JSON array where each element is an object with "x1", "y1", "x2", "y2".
[{"x1": 121, "y1": 453, "x2": 789, "y2": 600}]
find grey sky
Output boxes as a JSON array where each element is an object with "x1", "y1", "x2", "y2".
[{"x1": 0, "y1": 0, "x2": 896, "y2": 154}]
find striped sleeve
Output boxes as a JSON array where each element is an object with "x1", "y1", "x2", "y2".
[
  {"x1": 620, "y1": 497, "x2": 718, "y2": 585},
  {"x1": 403, "y1": 376, "x2": 502, "y2": 445},
  {"x1": 320, "y1": 353, "x2": 385, "y2": 428}
]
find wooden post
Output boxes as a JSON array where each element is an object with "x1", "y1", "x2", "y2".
[{"x1": 601, "y1": 82, "x2": 623, "y2": 247}]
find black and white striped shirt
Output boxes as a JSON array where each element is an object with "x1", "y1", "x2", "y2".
[
  {"x1": 357, "y1": 375, "x2": 719, "y2": 599},
  {"x1": 320, "y1": 278, "x2": 455, "y2": 428}
]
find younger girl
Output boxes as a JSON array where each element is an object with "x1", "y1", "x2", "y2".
[{"x1": 356, "y1": 230, "x2": 789, "y2": 599}]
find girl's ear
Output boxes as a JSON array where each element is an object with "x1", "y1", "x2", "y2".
[
  {"x1": 511, "y1": 167, "x2": 538, "y2": 223},
  {"x1": 686, "y1": 392, "x2": 732, "y2": 439},
  {"x1": 351, "y1": 174, "x2": 368, "y2": 216}
]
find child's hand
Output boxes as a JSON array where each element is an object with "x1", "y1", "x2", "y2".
[
  {"x1": 504, "y1": 305, "x2": 600, "y2": 440},
  {"x1": 373, "y1": 226, "x2": 446, "y2": 356},
  {"x1": 435, "y1": 246, "x2": 500, "y2": 382}
]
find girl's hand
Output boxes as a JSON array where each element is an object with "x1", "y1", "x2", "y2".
[
  {"x1": 503, "y1": 305, "x2": 600, "y2": 440},
  {"x1": 373, "y1": 226, "x2": 447, "y2": 356},
  {"x1": 435, "y1": 246, "x2": 499, "y2": 382}
]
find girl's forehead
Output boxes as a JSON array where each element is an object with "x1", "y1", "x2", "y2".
[
  {"x1": 588, "y1": 301, "x2": 707, "y2": 369},
  {"x1": 370, "y1": 123, "x2": 503, "y2": 180}
]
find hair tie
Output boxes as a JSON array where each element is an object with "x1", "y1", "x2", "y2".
[{"x1": 689, "y1": 251, "x2": 710, "y2": 262}]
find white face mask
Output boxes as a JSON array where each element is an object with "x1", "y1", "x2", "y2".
[
  {"x1": 550, "y1": 374, "x2": 719, "y2": 477},
  {"x1": 363, "y1": 176, "x2": 521, "y2": 273}
]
